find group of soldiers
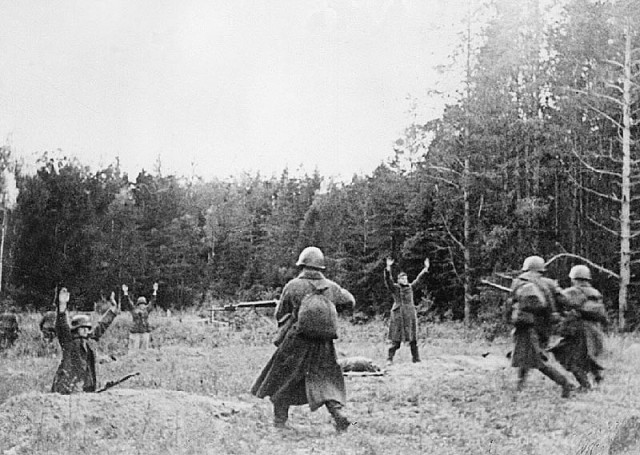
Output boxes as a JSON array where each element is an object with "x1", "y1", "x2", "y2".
[
  {"x1": 509, "y1": 255, "x2": 607, "y2": 398},
  {"x1": 1, "y1": 245, "x2": 609, "y2": 434}
]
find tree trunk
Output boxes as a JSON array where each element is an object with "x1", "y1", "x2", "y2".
[{"x1": 618, "y1": 24, "x2": 632, "y2": 330}]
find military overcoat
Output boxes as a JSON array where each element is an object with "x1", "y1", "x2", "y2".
[
  {"x1": 51, "y1": 308, "x2": 116, "y2": 394},
  {"x1": 549, "y1": 283, "x2": 606, "y2": 372},
  {"x1": 384, "y1": 268, "x2": 427, "y2": 343},
  {"x1": 251, "y1": 269, "x2": 355, "y2": 411},
  {"x1": 510, "y1": 271, "x2": 565, "y2": 369}
]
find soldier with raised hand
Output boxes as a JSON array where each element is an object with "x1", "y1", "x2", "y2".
[
  {"x1": 121, "y1": 282, "x2": 158, "y2": 351},
  {"x1": 251, "y1": 246, "x2": 356, "y2": 432},
  {"x1": 51, "y1": 288, "x2": 119, "y2": 394},
  {"x1": 549, "y1": 265, "x2": 607, "y2": 390},
  {"x1": 510, "y1": 255, "x2": 575, "y2": 398},
  {"x1": 384, "y1": 256, "x2": 430, "y2": 365}
]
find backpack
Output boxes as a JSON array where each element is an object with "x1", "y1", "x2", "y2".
[
  {"x1": 297, "y1": 284, "x2": 338, "y2": 340},
  {"x1": 511, "y1": 280, "x2": 549, "y2": 326}
]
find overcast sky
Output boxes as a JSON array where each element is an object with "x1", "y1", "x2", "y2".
[{"x1": 0, "y1": 0, "x2": 466, "y2": 180}]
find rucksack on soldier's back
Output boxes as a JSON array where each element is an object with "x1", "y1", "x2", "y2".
[
  {"x1": 511, "y1": 280, "x2": 548, "y2": 326},
  {"x1": 298, "y1": 284, "x2": 338, "y2": 340}
]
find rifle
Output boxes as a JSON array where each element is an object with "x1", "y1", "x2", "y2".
[
  {"x1": 210, "y1": 300, "x2": 278, "y2": 312},
  {"x1": 96, "y1": 372, "x2": 140, "y2": 393},
  {"x1": 209, "y1": 300, "x2": 278, "y2": 324},
  {"x1": 480, "y1": 279, "x2": 511, "y2": 293}
]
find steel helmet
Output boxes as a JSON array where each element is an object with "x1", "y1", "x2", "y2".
[
  {"x1": 569, "y1": 265, "x2": 592, "y2": 281},
  {"x1": 296, "y1": 246, "x2": 326, "y2": 270},
  {"x1": 522, "y1": 255, "x2": 546, "y2": 273},
  {"x1": 136, "y1": 296, "x2": 147, "y2": 305},
  {"x1": 70, "y1": 314, "x2": 92, "y2": 331}
]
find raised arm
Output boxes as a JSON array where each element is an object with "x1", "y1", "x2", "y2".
[
  {"x1": 90, "y1": 294, "x2": 118, "y2": 340},
  {"x1": 120, "y1": 284, "x2": 135, "y2": 311},
  {"x1": 384, "y1": 257, "x2": 396, "y2": 290},
  {"x1": 410, "y1": 257, "x2": 430, "y2": 288},
  {"x1": 55, "y1": 288, "x2": 72, "y2": 343},
  {"x1": 148, "y1": 282, "x2": 158, "y2": 312}
]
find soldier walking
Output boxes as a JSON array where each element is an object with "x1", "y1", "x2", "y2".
[
  {"x1": 384, "y1": 256, "x2": 430, "y2": 364},
  {"x1": 51, "y1": 288, "x2": 119, "y2": 394},
  {"x1": 549, "y1": 265, "x2": 607, "y2": 389},
  {"x1": 251, "y1": 246, "x2": 356, "y2": 432},
  {"x1": 510, "y1": 256, "x2": 575, "y2": 398},
  {"x1": 121, "y1": 283, "x2": 158, "y2": 351}
]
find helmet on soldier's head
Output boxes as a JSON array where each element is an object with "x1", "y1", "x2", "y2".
[
  {"x1": 70, "y1": 314, "x2": 92, "y2": 331},
  {"x1": 296, "y1": 246, "x2": 326, "y2": 270},
  {"x1": 522, "y1": 255, "x2": 546, "y2": 273},
  {"x1": 137, "y1": 296, "x2": 147, "y2": 305},
  {"x1": 569, "y1": 264, "x2": 591, "y2": 281}
]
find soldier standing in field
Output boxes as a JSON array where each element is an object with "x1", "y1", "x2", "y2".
[
  {"x1": 384, "y1": 256, "x2": 430, "y2": 364},
  {"x1": 121, "y1": 282, "x2": 158, "y2": 351},
  {"x1": 549, "y1": 265, "x2": 607, "y2": 390},
  {"x1": 251, "y1": 246, "x2": 356, "y2": 432},
  {"x1": 51, "y1": 288, "x2": 119, "y2": 394},
  {"x1": 0, "y1": 309, "x2": 19, "y2": 349},
  {"x1": 39, "y1": 310, "x2": 57, "y2": 342},
  {"x1": 510, "y1": 255, "x2": 576, "y2": 398}
]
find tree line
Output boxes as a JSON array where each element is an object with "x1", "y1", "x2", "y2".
[{"x1": 0, "y1": 0, "x2": 638, "y2": 328}]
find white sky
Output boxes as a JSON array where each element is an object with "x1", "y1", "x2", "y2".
[{"x1": 0, "y1": 0, "x2": 466, "y2": 181}]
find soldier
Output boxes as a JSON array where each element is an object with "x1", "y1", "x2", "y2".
[
  {"x1": 549, "y1": 265, "x2": 607, "y2": 389},
  {"x1": 39, "y1": 310, "x2": 57, "y2": 342},
  {"x1": 251, "y1": 246, "x2": 356, "y2": 432},
  {"x1": 510, "y1": 255, "x2": 576, "y2": 398},
  {"x1": 51, "y1": 288, "x2": 119, "y2": 394},
  {"x1": 0, "y1": 310, "x2": 19, "y2": 349},
  {"x1": 121, "y1": 283, "x2": 158, "y2": 351},
  {"x1": 384, "y1": 256, "x2": 430, "y2": 364}
]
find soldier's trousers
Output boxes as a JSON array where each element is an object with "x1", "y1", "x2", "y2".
[
  {"x1": 518, "y1": 364, "x2": 573, "y2": 390},
  {"x1": 388, "y1": 340, "x2": 420, "y2": 363},
  {"x1": 273, "y1": 399, "x2": 350, "y2": 430}
]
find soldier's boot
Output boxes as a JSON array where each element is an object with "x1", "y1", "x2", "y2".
[
  {"x1": 273, "y1": 402, "x2": 290, "y2": 429},
  {"x1": 594, "y1": 371, "x2": 604, "y2": 385},
  {"x1": 570, "y1": 368, "x2": 591, "y2": 391},
  {"x1": 326, "y1": 400, "x2": 353, "y2": 433},
  {"x1": 387, "y1": 342, "x2": 401, "y2": 365},
  {"x1": 538, "y1": 363, "x2": 575, "y2": 398},
  {"x1": 410, "y1": 341, "x2": 421, "y2": 363},
  {"x1": 516, "y1": 368, "x2": 529, "y2": 391}
]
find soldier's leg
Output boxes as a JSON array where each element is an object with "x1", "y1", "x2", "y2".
[
  {"x1": 325, "y1": 400, "x2": 352, "y2": 432},
  {"x1": 128, "y1": 333, "x2": 138, "y2": 351},
  {"x1": 567, "y1": 365, "x2": 591, "y2": 390},
  {"x1": 140, "y1": 332, "x2": 150, "y2": 350},
  {"x1": 410, "y1": 340, "x2": 421, "y2": 363},
  {"x1": 517, "y1": 367, "x2": 529, "y2": 391},
  {"x1": 273, "y1": 401, "x2": 290, "y2": 428},
  {"x1": 538, "y1": 362, "x2": 575, "y2": 398},
  {"x1": 387, "y1": 341, "x2": 401, "y2": 363}
]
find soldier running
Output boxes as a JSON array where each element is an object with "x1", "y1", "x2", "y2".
[
  {"x1": 509, "y1": 255, "x2": 576, "y2": 398},
  {"x1": 549, "y1": 265, "x2": 607, "y2": 390},
  {"x1": 251, "y1": 246, "x2": 356, "y2": 432},
  {"x1": 384, "y1": 256, "x2": 430, "y2": 364},
  {"x1": 51, "y1": 288, "x2": 119, "y2": 394}
]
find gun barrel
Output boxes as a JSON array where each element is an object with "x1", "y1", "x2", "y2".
[
  {"x1": 480, "y1": 279, "x2": 511, "y2": 293},
  {"x1": 235, "y1": 299, "x2": 278, "y2": 308}
]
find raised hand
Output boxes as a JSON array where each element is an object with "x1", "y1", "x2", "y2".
[
  {"x1": 58, "y1": 288, "x2": 70, "y2": 312},
  {"x1": 153, "y1": 282, "x2": 159, "y2": 293},
  {"x1": 122, "y1": 284, "x2": 128, "y2": 295},
  {"x1": 386, "y1": 257, "x2": 394, "y2": 270},
  {"x1": 424, "y1": 257, "x2": 430, "y2": 271}
]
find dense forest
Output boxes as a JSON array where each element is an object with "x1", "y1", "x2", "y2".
[{"x1": 0, "y1": 0, "x2": 638, "y2": 329}]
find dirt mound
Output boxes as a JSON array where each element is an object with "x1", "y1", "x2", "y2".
[{"x1": 0, "y1": 388, "x2": 253, "y2": 455}]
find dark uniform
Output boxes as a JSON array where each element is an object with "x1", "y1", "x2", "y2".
[
  {"x1": 51, "y1": 308, "x2": 117, "y2": 394},
  {"x1": 384, "y1": 267, "x2": 428, "y2": 363},
  {"x1": 251, "y1": 263, "x2": 355, "y2": 431},
  {"x1": 510, "y1": 257, "x2": 575, "y2": 397},
  {"x1": 549, "y1": 279, "x2": 607, "y2": 388},
  {"x1": 121, "y1": 293, "x2": 157, "y2": 350},
  {"x1": 0, "y1": 312, "x2": 19, "y2": 349}
]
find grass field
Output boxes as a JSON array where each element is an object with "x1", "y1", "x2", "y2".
[{"x1": 1, "y1": 310, "x2": 640, "y2": 455}]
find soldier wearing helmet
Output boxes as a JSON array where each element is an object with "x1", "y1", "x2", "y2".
[
  {"x1": 509, "y1": 256, "x2": 576, "y2": 398},
  {"x1": 549, "y1": 265, "x2": 607, "y2": 389},
  {"x1": 51, "y1": 287, "x2": 119, "y2": 394},
  {"x1": 252, "y1": 246, "x2": 356, "y2": 432},
  {"x1": 121, "y1": 283, "x2": 159, "y2": 351},
  {"x1": 384, "y1": 256, "x2": 430, "y2": 364}
]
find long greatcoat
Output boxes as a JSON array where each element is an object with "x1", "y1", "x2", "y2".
[
  {"x1": 549, "y1": 283, "x2": 606, "y2": 373},
  {"x1": 251, "y1": 269, "x2": 355, "y2": 411},
  {"x1": 384, "y1": 268, "x2": 427, "y2": 343},
  {"x1": 510, "y1": 271, "x2": 565, "y2": 369},
  {"x1": 51, "y1": 308, "x2": 116, "y2": 394}
]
